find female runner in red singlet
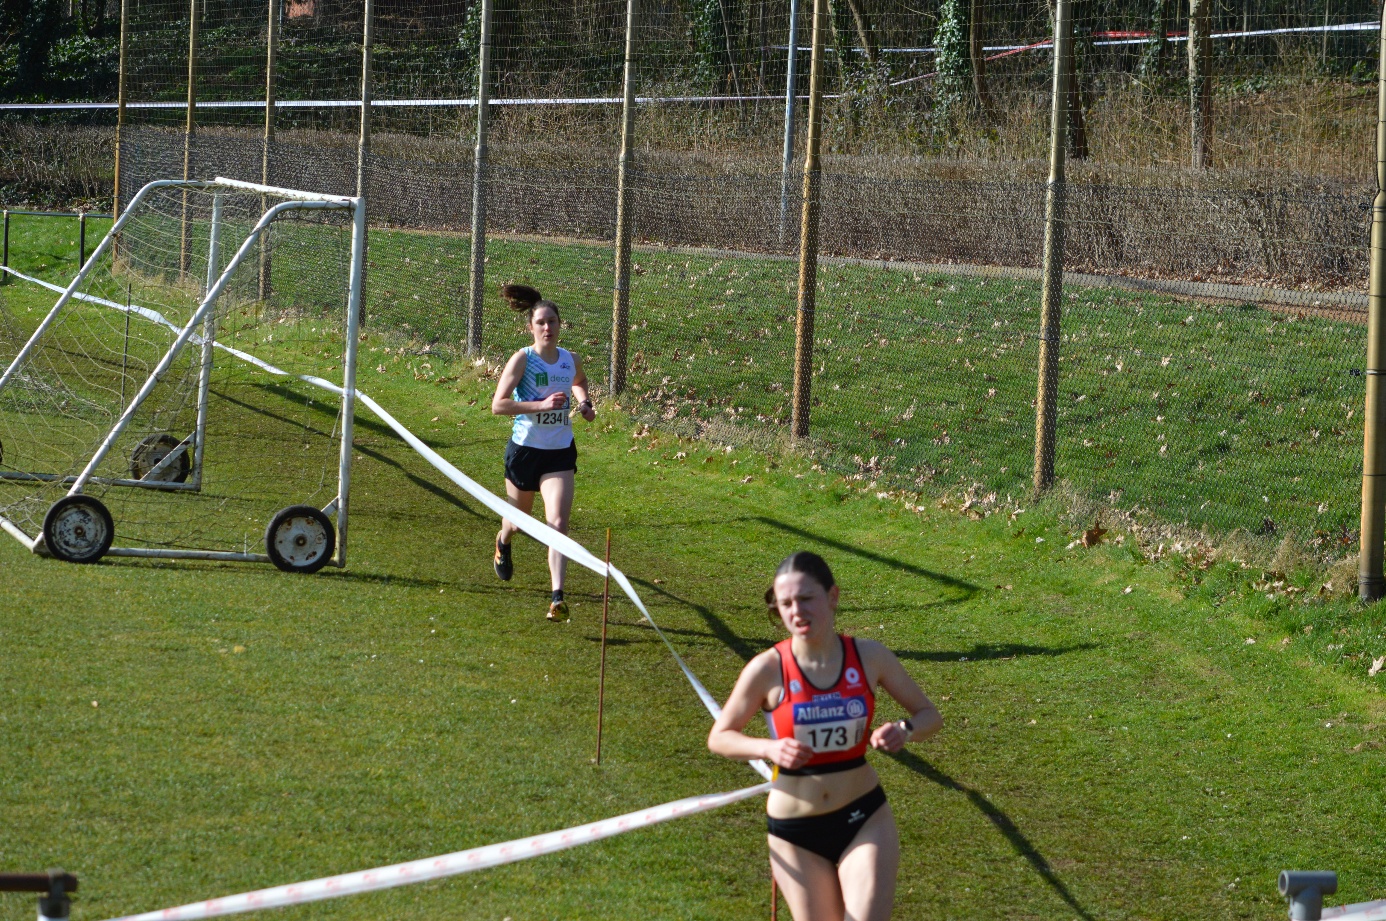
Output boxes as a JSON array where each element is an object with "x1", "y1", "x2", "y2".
[{"x1": 709, "y1": 552, "x2": 942, "y2": 921}]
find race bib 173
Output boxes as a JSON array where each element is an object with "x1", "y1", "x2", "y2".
[{"x1": 791, "y1": 694, "x2": 868, "y2": 753}]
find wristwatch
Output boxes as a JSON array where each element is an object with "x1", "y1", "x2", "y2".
[{"x1": 897, "y1": 718, "x2": 914, "y2": 735}]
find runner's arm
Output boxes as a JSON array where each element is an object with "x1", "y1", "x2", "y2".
[
  {"x1": 492, "y1": 350, "x2": 566, "y2": 415},
  {"x1": 708, "y1": 651, "x2": 813, "y2": 770},
  {"x1": 571, "y1": 354, "x2": 595, "y2": 422},
  {"x1": 858, "y1": 639, "x2": 942, "y2": 752}
]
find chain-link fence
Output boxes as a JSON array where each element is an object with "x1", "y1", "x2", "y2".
[{"x1": 1, "y1": 0, "x2": 1379, "y2": 560}]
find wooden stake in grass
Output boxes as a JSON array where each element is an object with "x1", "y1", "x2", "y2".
[
  {"x1": 595, "y1": 527, "x2": 612, "y2": 764},
  {"x1": 771, "y1": 877, "x2": 778, "y2": 921}
]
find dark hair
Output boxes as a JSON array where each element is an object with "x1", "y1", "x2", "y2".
[
  {"x1": 763, "y1": 550, "x2": 837, "y2": 613},
  {"x1": 500, "y1": 283, "x2": 562, "y2": 324}
]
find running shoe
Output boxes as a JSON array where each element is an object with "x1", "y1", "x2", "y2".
[
  {"x1": 547, "y1": 600, "x2": 569, "y2": 622},
  {"x1": 493, "y1": 537, "x2": 513, "y2": 581}
]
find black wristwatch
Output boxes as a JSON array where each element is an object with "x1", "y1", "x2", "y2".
[{"x1": 897, "y1": 718, "x2": 914, "y2": 735}]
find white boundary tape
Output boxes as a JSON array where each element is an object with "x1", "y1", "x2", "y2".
[
  {"x1": 98, "y1": 781, "x2": 772, "y2": 921},
  {"x1": 1326, "y1": 900, "x2": 1386, "y2": 920}
]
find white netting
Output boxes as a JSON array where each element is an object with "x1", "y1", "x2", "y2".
[{"x1": 0, "y1": 180, "x2": 358, "y2": 559}]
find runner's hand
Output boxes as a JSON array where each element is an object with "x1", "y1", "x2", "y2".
[
  {"x1": 539, "y1": 392, "x2": 568, "y2": 411},
  {"x1": 869, "y1": 722, "x2": 909, "y2": 753},
  {"x1": 765, "y1": 738, "x2": 813, "y2": 770}
]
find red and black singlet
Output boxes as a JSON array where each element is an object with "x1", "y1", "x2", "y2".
[{"x1": 766, "y1": 635, "x2": 875, "y2": 775}]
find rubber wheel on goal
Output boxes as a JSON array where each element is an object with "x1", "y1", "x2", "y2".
[
  {"x1": 43, "y1": 495, "x2": 115, "y2": 564},
  {"x1": 265, "y1": 505, "x2": 336, "y2": 574},
  {"x1": 130, "y1": 433, "x2": 191, "y2": 484}
]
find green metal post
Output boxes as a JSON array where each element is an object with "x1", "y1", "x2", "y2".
[
  {"x1": 2, "y1": 211, "x2": 9, "y2": 284},
  {"x1": 78, "y1": 212, "x2": 86, "y2": 266},
  {"x1": 1359, "y1": 6, "x2": 1386, "y2": 603},
  {"x1": 1032, "y1": 0, "x2": 1073, "y2": 495}
]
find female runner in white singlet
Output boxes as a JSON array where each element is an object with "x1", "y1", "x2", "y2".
[
  {"x1": 709, "y1": 551, "x2": 942, "y2": 921},
  {"x1": 490, "y1": 284, "x2": 596, "y2": 622}
]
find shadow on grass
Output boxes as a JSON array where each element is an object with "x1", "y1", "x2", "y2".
[
  {"x1": 897, "y1": 642, "x2": 1100, "y2": 663},
  {"x1": 217, "y1": 384, "x2": 488, "y2": 522},
  {"x1": 888, "y1": 749, "x2": 1095, "y2": 921},
  {"x1": 631, "y1": 576, "x2": 764, "y2": 661},
  {"x1": 752, "y1": 516, "x2": 979, "y2": 600}
]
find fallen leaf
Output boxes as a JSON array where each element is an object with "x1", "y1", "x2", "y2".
[
  {"x1": 1123, "y1": 586, "x2": 1133, "y2": 594},
  {"x1": 1082, "y1": 522, "x2": 1108, "y2": 548},
  {"x1": 1370, "y1": 655, "x2": 1386, "y2": 677},
  {"x1": 233, "y1": 645, "x2": 246, "y2": 654}
]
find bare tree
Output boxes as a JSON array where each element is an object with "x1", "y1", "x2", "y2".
[{"x1": 834, "y1": 0, "x2": 876, "y2": 64}]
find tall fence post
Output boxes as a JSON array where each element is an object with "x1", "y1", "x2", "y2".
[
  {"x1": 608, "y1": 0, "x2": 638, "y2": 395},
  {"x1": 112, "y1": 0, "x2": 128, "y2": 252},
  {"x1": 258, "y1": 0, "x2": 279, "y2": 301},
  {"x1": 356, "y1": 0, "x2": 374, "y2": 200},
  {"x1": 790, "y1": 0, "x2": 825, "y2": 442},
  {"x1": 179, "y1": 0, "x2": 199, "y2": 279},
  {"x1": 1188, "y1": 0, "x2": 1213, "y2": 169},
  {"x1": 778, "y1": 0, "x2": 801, "y2": 246},
  {"x1": 1032, "y1": 0, "x2": 1072, "y2": 496},
  {"x1": 1358, "y1": 7, "x2": 1386, "y2": 604},
  {"x1": 467, "y1": 0, "x2": 494, "y2": 357}
]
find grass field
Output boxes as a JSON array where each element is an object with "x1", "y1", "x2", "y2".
[{"x1": 3, "y1": 214, "x2": 1386, "y2": 921}]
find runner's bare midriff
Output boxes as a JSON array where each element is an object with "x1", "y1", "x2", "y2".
[{"x1": 766, "y1": 761, "x2": 881, "y2": 819}]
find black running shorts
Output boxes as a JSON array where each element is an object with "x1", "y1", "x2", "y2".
[{"x1": 504, "y1": 440, "x2": 578, "y2": 492}]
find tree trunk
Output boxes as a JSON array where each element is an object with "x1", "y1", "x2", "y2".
[
  {"x1": 1188, "y1": 0, "x2": 1212, "y2": 168},
  {"x1": 969, "y1": 0, "x2": 991, "y2": 114},
  {"x1": 839, "y1": 0, "x2": 876, "y2": 63}
]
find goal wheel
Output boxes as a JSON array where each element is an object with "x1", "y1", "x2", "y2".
[
  {"x1": 43, "y1": 495, "x2": 114, "y2": 564},
  {"x1": 265, "y1": 505, "x2": 336, "y2": 574},
  {"x1": 131, "y1": 433, "x2": 190, "y2": 483}
]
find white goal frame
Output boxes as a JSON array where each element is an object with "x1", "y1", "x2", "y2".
[{"x1": 0, "y1": 177, "x2": 365, "y2": 568}]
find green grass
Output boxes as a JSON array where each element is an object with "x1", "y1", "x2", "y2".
[
  {"x1": 3, "y1": 355, "x2": 1386, "y2": 921},
  {"x1": 353, "y1": 226, "x2": 1367, "y2": 548},
  {"x1": 3, "y1": 212, "x2": 1385, "y2": 920}
]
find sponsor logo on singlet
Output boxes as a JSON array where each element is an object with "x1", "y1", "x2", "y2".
[
  {"x1": 789, "y1": 679, "x2": 802, "y2": 694},
  {"x1": 536, "y1": 371, "x2": 549, "y2": 387},
  {"x1": 845, "y1": 667, "x2": 862, "y2": 686},
  {"x1": 793, "y1": 693, "x2": 867, "y2": 724}
]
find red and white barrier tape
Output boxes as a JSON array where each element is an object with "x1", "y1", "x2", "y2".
[
  {"x1": 97, "y1": 781, "x2": 771, "y2": 921},
  {"x1": 1325, "y1": 899, "x2": 1386, "y2": 920}
]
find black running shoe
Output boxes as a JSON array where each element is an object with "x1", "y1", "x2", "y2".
[{"x1": 493, "y1": 536, "x2": 513, "y2": 581}]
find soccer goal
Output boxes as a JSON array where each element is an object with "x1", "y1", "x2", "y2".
[{"x1": 0, "y1": 177, "x2": 364, "y2": 572}]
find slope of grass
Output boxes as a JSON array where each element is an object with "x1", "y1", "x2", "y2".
[{"x1": 3, "y1": 314, "x2": 1386, "y2": 921}]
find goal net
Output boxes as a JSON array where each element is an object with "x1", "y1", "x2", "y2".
[{"x1": 0, "y1": 178, "x2": 363, "y2": 571}]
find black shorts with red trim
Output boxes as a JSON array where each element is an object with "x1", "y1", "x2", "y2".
[{"x1": 504, "y1": 439, "x2": 578, "y2": 492}]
